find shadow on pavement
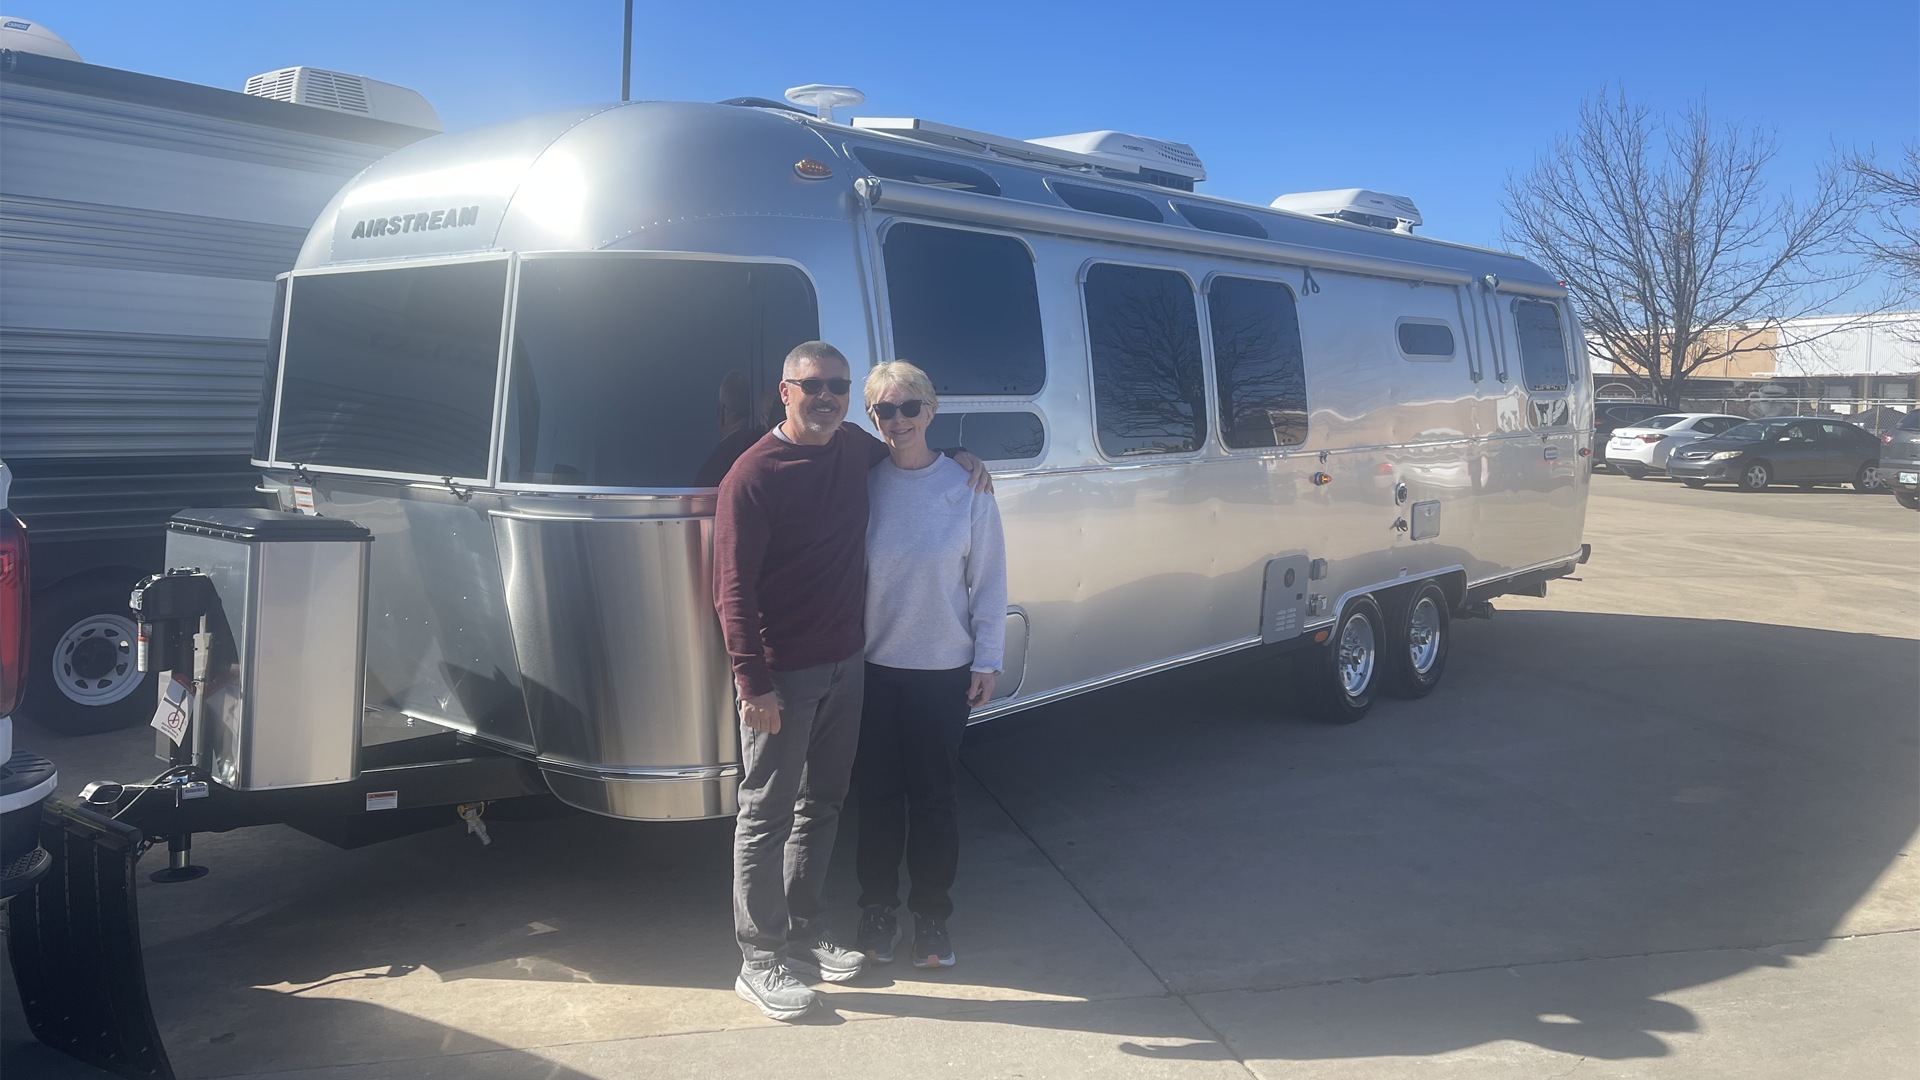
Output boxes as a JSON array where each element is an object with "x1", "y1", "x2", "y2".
[{"x1": 5, "y1": 610, "x2": 1915, "y2": 1076}]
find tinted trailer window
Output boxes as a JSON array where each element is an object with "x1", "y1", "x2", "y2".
[
  {"x1": 274, "y1": 260, "x2": 509, "y2": 478},
  {"x1": 503, "y1": 258, "x2": 818, "y2": 488}
]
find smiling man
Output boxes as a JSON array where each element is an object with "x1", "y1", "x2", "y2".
[{"x1": 713, "y1": 340, "x2": 988, "y2": 1020}]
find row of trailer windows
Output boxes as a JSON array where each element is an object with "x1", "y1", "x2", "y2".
[{"x1": 258, "y1": 226, "x2": 1568, "y2": 487}]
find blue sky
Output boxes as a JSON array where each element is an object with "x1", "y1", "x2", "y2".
[{"x1": 25, "y1": 0, "x2": 1919, "y2": 252}]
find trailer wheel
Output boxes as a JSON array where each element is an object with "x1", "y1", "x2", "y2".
[
  {"x1": 1301, "y1": 597, "x2": 1383, "y2": 724},
  {"x1": 19, "y1": 573, "x2": 154, "y2": 736},
  {"x1": 1384, "y1": 581, "x2": 1450, "y2": 699}
]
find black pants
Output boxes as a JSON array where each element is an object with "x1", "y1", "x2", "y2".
[{"x1": 854, "y1": 662, "x2": 972, "y2": 920}]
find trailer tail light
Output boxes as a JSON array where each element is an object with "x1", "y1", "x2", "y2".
[{"x1": 0, "y1": 510, "x2": 27, "y2": 718}]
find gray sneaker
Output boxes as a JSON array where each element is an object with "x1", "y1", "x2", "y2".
[
  {"x1": 735, "y1": 963, "x2": 817, "y2": 1020},
  {"x1": 785, "y1": 931, "x2": 866, "y2": 983}
]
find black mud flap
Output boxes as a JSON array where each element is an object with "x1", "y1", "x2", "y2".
[{"x1": 6, "y1": 800, "x2": 173, "y2": 1080}]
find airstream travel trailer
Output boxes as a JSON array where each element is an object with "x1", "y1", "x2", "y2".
[{"x1": 13, "y1": 90, "x2": 1591, "y2": 1074}]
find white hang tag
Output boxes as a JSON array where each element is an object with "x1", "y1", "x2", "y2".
[
  {"x1": 150, "y1": 673, "x2": 192, "y2": 746},
  {"x1": 292, "y1": 485, "x2": 317, "y2": 515}
]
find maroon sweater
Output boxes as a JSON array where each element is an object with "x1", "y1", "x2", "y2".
[{"x1": 713, "y1": 422, "x2": 890, "y2": 698}]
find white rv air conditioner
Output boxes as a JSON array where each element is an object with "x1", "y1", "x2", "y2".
[
  {"x1": 1271, "y1": 188, "x2": 1422, "y2": 233},
  {"x1": 0, "y1": 16, "x2": 82, "y2": 61},
  {"x1": 243, "y1": 67, "x2": 442, "y2": 132}
]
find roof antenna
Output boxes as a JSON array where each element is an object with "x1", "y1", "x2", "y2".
[{"x1": 783, "y1": 84, "x2": 865, "y2": 124}]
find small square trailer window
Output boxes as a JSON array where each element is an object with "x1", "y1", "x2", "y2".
[
  {"x1": 1396, "y1": 319, "x2": 1455, "y2": 359},
  {"x1": 924, "y1": 411, "x2": 1046, "y2": 463}
]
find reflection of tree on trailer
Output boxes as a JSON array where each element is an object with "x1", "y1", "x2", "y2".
[{"x1": 9, "y1": 90, "x2": 1591, "y2": 1077}]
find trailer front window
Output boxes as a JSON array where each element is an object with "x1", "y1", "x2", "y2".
[
  {"x1": 503, "y1": 257, "x2": 818, "y2": 488},
  {"x1": 274, "y1": 260, "x2": 508, "y2": 478},
  {"x1": 1513, "y1": 299, "x2": 1571, "y2": 393}
]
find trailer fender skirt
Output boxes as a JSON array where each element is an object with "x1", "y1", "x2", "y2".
[{"x1": 6, "y1": 800, "x2": 174, "y2": 1080}]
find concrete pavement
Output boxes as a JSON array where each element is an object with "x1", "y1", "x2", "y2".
[{"x1": 6, "y1": 472, "x2": 1916, "y2": 1078}]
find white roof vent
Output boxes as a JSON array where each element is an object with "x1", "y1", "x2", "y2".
[
  {"x1": 1271, "y1": 188, "x2": 1421, "y2": 233},
  {"x1": 243, "y1": 67, "x2": 441, "y2": 131},
  {"x1": 1026, "y1": 130, "x2": 1206, "y2": 189},
  {"x1": 0, "y1": 16, "x2": 81, "y2": 61}
]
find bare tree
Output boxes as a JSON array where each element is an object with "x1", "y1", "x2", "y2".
[
  {"x1": 1503, "y1": 90, "x2": 1863, "y2": 407},
  {"x1": 1847, "y1": 144, "x2": 1920, "y2": 315}
]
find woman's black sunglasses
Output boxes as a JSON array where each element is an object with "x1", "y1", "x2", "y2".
[
  {"x1": 871, "y1": 399, "x2": 927, "y2": 420},
  {"x1": 783, "y1": 377, "x2": 852, "y2": 396}
]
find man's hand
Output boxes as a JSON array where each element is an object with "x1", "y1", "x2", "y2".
[
  {"x1": 966, "y1": 671, "x2": 996, "y2": 709},
  {"x1": 951, "y1": 450, "x2": 995, "y2": 494},
  {"x1": 740, "y1": 690, "x2": 782, "y2": 734}
]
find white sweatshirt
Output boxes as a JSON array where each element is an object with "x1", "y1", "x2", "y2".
[{"x1": 864, "y1": 455, "x2": 1007, "y2": 672}]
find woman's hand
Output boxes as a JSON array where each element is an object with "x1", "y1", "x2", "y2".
[{"x1": 967, "y1": 671, "x2": 996, "y2": 708}]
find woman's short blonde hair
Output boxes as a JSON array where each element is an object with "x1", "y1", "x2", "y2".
[{"x1": 864, "y1": 361, "x2": 938, "y2": 415}]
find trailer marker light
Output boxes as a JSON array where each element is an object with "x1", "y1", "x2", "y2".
[
  {"x1": 794, "y1": 159, "x2": 834, "y2": 180},
  {"x1": 1312, "y1": 472, "x2": 1332, "y2": 486},
  {"x1": 1313, "y1": 630, "x2": 1329, "y2": 643}
]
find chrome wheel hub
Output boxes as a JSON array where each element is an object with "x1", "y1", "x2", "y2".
[
  {"x1": 1406, "y1": 597, "x2": 1441, "y2": 675},
  {"x1": 1337, "y1": 614, "x2": 1376, "y2": 697},
  {"x1": 54, "y1": 613, "x2": 141, "y2": 706}
]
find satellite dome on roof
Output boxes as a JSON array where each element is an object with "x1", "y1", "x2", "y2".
[
  {"x1": 784, "y1": 84, "x2": 865, "y2": 123},
  {"x1": 0, "y1": 16, "x2": 81, "y2": 61}
]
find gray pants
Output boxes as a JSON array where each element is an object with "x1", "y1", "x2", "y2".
[{"x1": 733, "y1": 650, "x2": 865, "y2": 969}]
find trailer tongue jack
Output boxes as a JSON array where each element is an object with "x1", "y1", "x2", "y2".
[{"x1": 130, "y1": 568, "x2": 215, "y2": 883}]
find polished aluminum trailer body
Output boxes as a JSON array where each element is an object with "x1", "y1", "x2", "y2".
[{"x1": 255, "y1": 101, "x2": 1591, "y2": 820}]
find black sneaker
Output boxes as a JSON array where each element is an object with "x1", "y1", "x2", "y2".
[
  {"x1": 910, "y1": 916, "x2": 955, "y2": 969},
  {"x1": 856, "y1": 905, "x2": 898, "y2": 964}
]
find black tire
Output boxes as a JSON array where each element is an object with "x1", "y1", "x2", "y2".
[
  {"x1": 1682, "y1": 478, "x2": 1709, "y2": 489},
  {"x1": 1736, "y1": 460, "x2": 1772, "y2": 492},
  {"x1": 1384, "y1": 581, "x2": 1450, "y2": 699},
  {"x1": 1300, "y1": 596, "x2": 1384, "y2": 724},
  {"x1": 1852, "y1": 462, "x2": 1882, "y2": 493},
  {"x1": 1897, "y1": 491, "x2": 1920, "y2": 510},
  {"x1": 1616, "y1": 465, "x2": 1648, "y2": 480},
  {"x1": 18, "y1": 573, "x2": 154, "y2": 736}
]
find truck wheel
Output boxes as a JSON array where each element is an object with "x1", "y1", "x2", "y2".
[
  {"x1": 1737, "y1": 461, "x2": 1772, "y2": 492},
  {"x1": 1301, "y1": 597, "x2": 1383, "y2": 724},
  {"x1": 1385, "y1": 582, "x2": 1450, "y2": 699},
  {"x1": 19, "y1": 574, "x2": 153, "y2": 736}
]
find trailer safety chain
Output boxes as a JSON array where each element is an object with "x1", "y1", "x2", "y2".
[{"x1": 457, "y1": 802, "x2": 491, "y2": 846}]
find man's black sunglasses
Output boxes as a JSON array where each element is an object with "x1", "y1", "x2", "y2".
[
  {"x1": 870, "y1": 399, "x2": 927, "y2": 420},
  {"x1": 783, "y1": 377, "x2": 851, "y2": 396}
]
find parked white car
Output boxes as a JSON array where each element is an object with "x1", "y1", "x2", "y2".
[{"x1": 1604, "y1": 414, "x2": 1746, "y2": 479}]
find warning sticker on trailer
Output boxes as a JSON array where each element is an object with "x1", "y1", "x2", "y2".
[
  {"x1": 293, "y1": 486, "x2": 317, "y2": 515},
  {"x1": 150, "y1": 673, "x2": 191, "y2": 746},
  {"x1": 365, "y1": 791, "x2": 399, "y2": 811}
]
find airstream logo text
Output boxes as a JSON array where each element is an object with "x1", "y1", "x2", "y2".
[{"x1": 351, "y1": 205, "x2": 480, "y2": 239}]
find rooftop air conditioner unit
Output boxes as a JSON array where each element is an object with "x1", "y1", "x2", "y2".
[
  {"x1": 243, "y1": 67, "x2": 442, "y2": 132},
  {"x1": 1026, "y1": 131, "x2": 1207, "y2": 191},
  {"x1": 1271, "y1": 188, "x2": 1421, "y2": 233}
]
